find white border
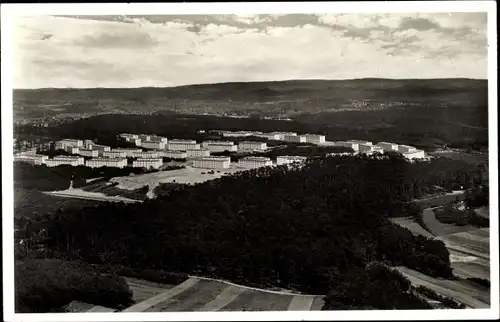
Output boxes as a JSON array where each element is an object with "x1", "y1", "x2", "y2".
[{"x1": 1, "y1": 2, "x2": 498, "y2": 322}]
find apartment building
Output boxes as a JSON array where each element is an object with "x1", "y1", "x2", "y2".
[
  {"x1": 238, "y1": 141, "x2": 267, "y2": 151},
  {"x1": 119, "y1": 133, "x2": 139, "y2": 140},
  {"x1": 92, "y1": 145, "x2": 112, "y2": 153},
  {"x1": 186, "y1": 149, "x2": 210, "y2": 158},
  {"x1": 132, "y1": 158, "x2": 163, "y2": 169},
  {"x1": 351, "y1": 140, "x2": 372, "y2": 146},
  {"x1": 398, "y1": 145, "x2": 417, "y2": 153},
  {"x1": 138, "y1": 134, "x2": 151, "y2": 142},
  {"x1": 167, "y1": 139, "x2": 200, "y2": 151},
  {"x1": 149, "y1": 136, "x2": 168, "y2": 143},
  {"x1": 55, "y1": 139, "x2": 84, "y2": 150},
  {"x1": 221, "y1": 131, "x2": 253, "y2": 138},
  {"x1": 162, "y1": 150, "x2": 188, "y2": 159},
  {"x1": 85, "y1": 158, "x2": 127, "y2": 168},
  {"x1": 132, "y1": 151, "x2": 159, "y2": 158},
  {"x1": 276, "y1": 155, "x2": 308, "y2": 165},
  {"x1": 14, "y1": 153, "x2": 48, "y2": 165},
  {"x1": 377, "y1": 142, "x2": 399, "y2": 152},
  {"x1": 44, "y1": 156, "x2": 85, "y2": 167},
  {"x1": 202, "y1": 141, "x2": 238, "y2": 153},
  {"x1": 78, "y1": 149, "x2": 99, "y2": 158},
  {"x1": 141, "y1": 141, "x2": 166, "y2": 150},
  {"x1": 192, "y1": 156, "x2": 231, "y2": 169},
  {"x1": 111, "y1": 148, "x2": 142, "y2": 158},
  {"x1": 304, "y1": 134, "x2": 326, "y2": 143},
  {"x1": 238, "y1": 156, "x2": 273, "y2": 168},
  {"x1": 102, "y1": 150, "x2": 127, "y2": 158},
  {"x1": 65, "y1": 146, "x2": 80, "y2": 154},
  {"x1": 283, "y1": 135, "x2": 307, "y2": 143}
]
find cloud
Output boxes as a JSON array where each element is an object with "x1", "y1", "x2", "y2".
[{"x1": 12, "y1": 13, "x2": 487, "y2": 89}]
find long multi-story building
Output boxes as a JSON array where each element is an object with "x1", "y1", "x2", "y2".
[
  {"x1": 377, "y1": 142, "x2": 399, "y2": 152},
  {"x1": 119, "y1": 133, "x2": 139, "y2": 140},
  {"x1": 253, "y1": 132, "x2": 281, "y2": 140},
  {"x1": 271, "y1": 132, "x2": 297, "y2": 140},
  {"x1": 102, "y1": 150, "x2": 127, "y2": 158},
  {"x1": 283, "y1": 135, "x2": 307, "y2": 143},
  {"x1": 44, "y1": 156, "x2": 85, "y2": 167},
  {"x1": 398, "y1": 145, "x2": 417, "y2": 153},
  {"x1": 132, "y1": 151, "x2": 159, "y2": 158},
  {"x1": 92, "y1": 144, "x2": 112, "y2": 153},
  {"x1": 351, "y1": 140, "x2": 372, "y2": 145},
  {"x1": 148, "y1": 135, "x2": 168, "y2": 143},
  {"x1": 162, "y1": 150, "x2": 188, "y2": 159},
  {"x1": 65, "y1": 146, "x2": 80, "y2": 154},
  {"x1": 238, "y1": 156, "x2": 273, "y2": 168},
  {"x1": 85, "y1": 158, "x2": 127, "y2": 168},
  {"x1": 78, "y1": 149, "x2": 99, "y2": 158},
  {"x1": 111, "y1": 148, "x2": 142, "y2": 158},
  {"x1": 304, "y1": 134, "x2": 326, "y2": 143},
  {"x1": 141, "y1": 141, "x2": 166, "y2": 150},
  {"x1": 202, "y1": 141, "x2": 238, "y2": 153},
  {"x1": 55, "y1": 139, "x2": 84, "y2": 150},
  {"x1": 138, "y1": 134, "x2": 151, "y2": 142},
  {"x1": 186, "y1": 149, "x2": 210, "y2": 158},
  {"x1": 276, "y1": 155, "x2": 308, "y2": 165},
  {"x1": 132, "y1": 158, "x2": 163, "y2": 169},
  {"x1": 14, "y1": 152, "x2": 48, "y2": 165},
  {"x1": 167, "y1": 139, "x2": 200, "y2": 151},
  {"x1": 238, "y1": 141, "x2": 267, "y2": 151},
  {"x1": 192, "y1": 156, "x2": 231, "y2": 169}
]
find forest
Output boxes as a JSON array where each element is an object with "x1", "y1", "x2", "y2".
[{"x1": 15, "y1": 154, "x2": 485, "y2": 307}]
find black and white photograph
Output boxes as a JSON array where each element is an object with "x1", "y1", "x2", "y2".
[{"x1": 1, "y1": 2, "x2": 498, "y2": 321}]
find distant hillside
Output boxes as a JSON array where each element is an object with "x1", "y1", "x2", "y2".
[{"x1": 13, "y1": 78, "x2": 487, "y2": 121}]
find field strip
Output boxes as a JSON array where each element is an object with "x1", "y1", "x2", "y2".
[
  {"x1": 86, "y1": 306, "x2": 115, "y2": 312},
  {"x1": 123, "y1": 278, "x2": 199, "y2": 312},
  {"x1": 287, "y1": 296, "x2": 315, "y2": 311},
  {"x1": 396, "y1": 267, "x2": 489, "y2": 308},
  {"x1": 200, "y1": 285, "x2": 246, "y2": 311},
  {"x1": 441, "y1": 241, "x2": 490, "y2": 260},
  {"x1": 189, "y1": 275, "x2": 321, "y2": 297}
]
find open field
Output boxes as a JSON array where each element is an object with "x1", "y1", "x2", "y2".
[
  {"x1": 396, "y1": 266, "x2": 490, "y2": 308},
  {"x1": 430, "y1": 150, "x2": 489, "y2": 166},
  {"x1": 123, "y1": 276, "x2": 324, "y2": 312},
  {"x1": 44, "y1": 188, "x2": 141, "y2": 203},
  {"x1": 110, "y1": 164, "x2": 253, "y2": 191}
]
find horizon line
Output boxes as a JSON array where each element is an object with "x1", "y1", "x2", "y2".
[{"x1": 12, "y1": 77, "x2": 488, "y2": 91}]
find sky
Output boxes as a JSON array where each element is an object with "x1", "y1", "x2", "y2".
[{"x1": 12, "y1": 12, "x2": 488, "y2": 89}]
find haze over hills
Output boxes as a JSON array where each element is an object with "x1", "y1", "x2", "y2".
[{"x1": 13, "y1": 78, "x2": 488, "y2": 122}]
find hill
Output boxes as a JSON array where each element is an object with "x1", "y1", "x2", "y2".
[{"x1": 13, "y1": 78, "x2": 487, "y2": 121}]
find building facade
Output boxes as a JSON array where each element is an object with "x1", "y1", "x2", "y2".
[
  {"x1": 167, "y1": 140, "x2": 200, "y2": 151},
  {"x1": 202, "y1": 141, "x2": 238, "y2": 153},
  {"x1": 14, "y1": 153, "x2": 48, "y2": 165},
  {"x1": 276, "y1": 155, "x2": 307, "y2": 165},
  {"x1": 333, "y1": 141, "x2": 359, "y2": 151},
  {"x1": 186, "y1": 149, "x2": 210, "y2": 158},
  {"x1": 192, "y1": 156, "x2": 231, "y2": 169},
  {"x1": 141, "y1": 141, "x2": 166, "y2": 150},
  {"x1": 238, "y1": 141, "x2": 267, "y2": 151},
  {"x1": 283, "y1": 135, "x2": 307, "y2": 143},
  {"x1": 65, "y1": 146, "x2": 80, "y2": 154},
  {"x1": 44, "y1": 156, "x2": 85, "y2": 167},
  {"x1": 132, "y1": 158, "x2": 163, "y2": 169},
  {"x1": 85, "y1": 158, "x2": 127, "y2": 168},
  {"x1": 55, "y1": 139, "x2": 84, "y2": 150},
  {"x1": 377, "y1": 142, "x2": 399, "y2": 152},
  {"x1": 162, "y1": 150, "x2": 188, "y2": 159},
  {"x1": 78, "y1": 149, "x2": 99, "y2": 158},
  {"x1": 304, "y1": 134, "x2": 326, "y2": 143},
  {"x1": 112, "y1": 148, "x2": 142, "y2": 158},
  {"x1": 102, "y1": 150, "x2": 127, "y2": 158},
  {"x1": 359, "y1": 144, "x2": 384, "y2": 154},
  {"x1": 132, "y1": 151, "x2": 159, "y2": 158},
  {"x1": 92, "y1": 145, "x2": 112, "y2": 153},
  {"x1": 237, "y1": 156, "x2": 273, "y2": 168}
]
